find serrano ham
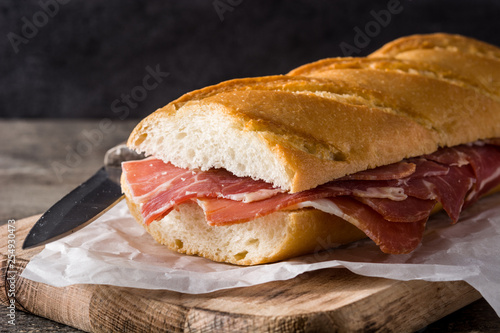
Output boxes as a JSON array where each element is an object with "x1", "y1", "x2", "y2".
[
  {"x1": 122, "y1": 141, "x2": 500, "y2": 254},
  {"x1": 142, "y1": 180, "x2": 407, "y2": 226},
  {"x1": 457, "y1": 145, "x2": 500, "y2": 204},
  {"x1": 122, "y1": 157, "x2": 281, "y2": 204},
  {"x1": 396, "y1": 165, "x2": 475, "y2": 223},
  {"x1": 300, "y1": 198, "x2": 427, "y2": 254},
  {"x1": 354, "y1": 196, "x2": 436, "y2": 223}
]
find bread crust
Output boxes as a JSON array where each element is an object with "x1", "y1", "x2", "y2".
[
  {"x1": 125, "y1": 197, "x2": 366, "y2": 265},
  {"x1": 369, "y1": 33, "x2": 500, "y2": 59},
  {"x1": 128, "y1": 33, "x2": 500, "y2": 193}
]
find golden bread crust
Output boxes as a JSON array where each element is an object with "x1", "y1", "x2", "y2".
[
  {"x1": 125, "y1": 196, "x2": 366, "y2": 265},
  {"x1": 128, "y1": 33, "x2": 500, "y2": 192}
]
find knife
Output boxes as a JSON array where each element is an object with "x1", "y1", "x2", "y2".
[{"x1": 22, "y1": 144, "x2": 145, "y2": 249}]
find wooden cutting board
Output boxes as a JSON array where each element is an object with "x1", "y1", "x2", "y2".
[{"x1": 0, "y1": 215, "x2": 482, "y2": 332}]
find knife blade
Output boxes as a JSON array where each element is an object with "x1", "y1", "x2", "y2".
[{"x1": 22, "y1": 144, "x2": 144, "y2": 249}]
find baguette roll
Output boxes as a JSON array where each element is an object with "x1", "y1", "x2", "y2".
[
  {"x1": 123, "y1": 33, "x2": 500, "y2": 265},
  {"x1": 129, "y1": 35, "x2": 500, "y2": 193}
]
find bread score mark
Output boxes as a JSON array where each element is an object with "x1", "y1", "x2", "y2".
[{"x1": 122, "y1": 141, "x2": 500, "y2": 254}]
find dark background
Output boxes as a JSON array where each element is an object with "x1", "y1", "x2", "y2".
[{"x1": 1, "y1": 0, "x2": 500, "y2": 119}]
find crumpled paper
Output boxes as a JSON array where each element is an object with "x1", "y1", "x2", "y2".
[{"x1": 21, "y1": 194, "x2": 500, "y2": 316}]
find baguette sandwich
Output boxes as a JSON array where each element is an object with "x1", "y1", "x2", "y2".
[{"x1": 121, "y1": 33, "x2": 500, "y2": 265}]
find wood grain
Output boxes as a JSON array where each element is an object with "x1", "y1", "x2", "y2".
[
  {"x1": 0, "y1": 119, "x2": 138, "y2": 222},
  {"x1": 0, "y1": 215, "x2": 483, "y2": 332}
]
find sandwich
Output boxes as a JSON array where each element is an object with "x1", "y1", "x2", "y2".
[{"x1": 121, "y1": 33, "x2": 500, "y2": 265}]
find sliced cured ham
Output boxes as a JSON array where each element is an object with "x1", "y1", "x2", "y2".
[
  {"x1": 456, "y1": 145, "x2": 500, "y2": 204},
  {"x1": 122, "y1": 157, "x2": 282, "y2": 204},
  {"x1": 198, "y1": 196, "x2": 427, "y2": 254},
  {"x1": 122, "y1": 157, "x2": 188, "y2": 202},
  {"x1": 402, "y1": 158, "x2": 449, "y2": 178},
  {"x1": 197, "y1": 192, "x2": 432, "y2": 226},
  {"x1": 121, "y1": 141, "x2": 500, "y2": 254},
  {"x1": 396, "y1": 165, "x2": 475, "y2": 223},
  {"x1": 300, "y1": 198, "x2": 427, "y2": 254},
  {"x1": 419, "y1": 143, "x2": 500, "y2": 214},
  {"x1": 141, "y1": 178, "x2": 408, "y2": 225},
  {"x1": 354, "y1": 196, "x2": 436, "y2": 223}
]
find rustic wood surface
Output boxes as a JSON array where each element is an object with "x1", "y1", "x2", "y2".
[{"x1": 1, "y1": 119, "x2": 500, "y2": 332}]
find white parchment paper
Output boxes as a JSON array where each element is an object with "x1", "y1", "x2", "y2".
[{"x1": 21, "y1": 194, "x2": 500, "y2": 316}]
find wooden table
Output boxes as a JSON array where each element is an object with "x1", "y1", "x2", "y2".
[{"x1": 1, "y1": 119, "x2": 499, "y2": 332}]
